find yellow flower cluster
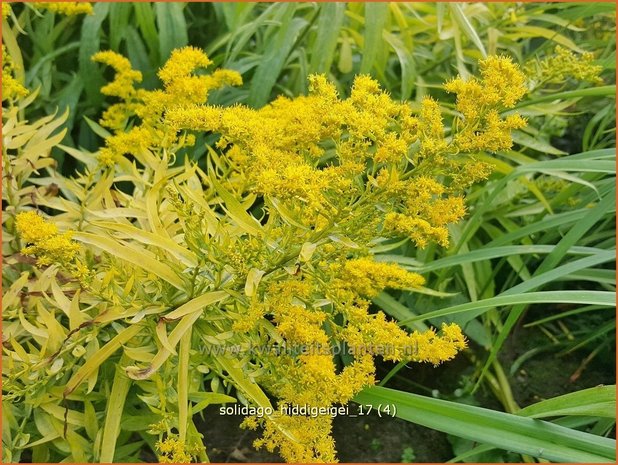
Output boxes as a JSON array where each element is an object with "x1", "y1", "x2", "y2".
[
  {"x1": 13, "y1": 212, "x2": 91, "y2": 283},
  {"x1": 337, "y1": 258, "x2": 425, "y2": 297},
  {"x1": 2, "y1": 3, "x2": 12, "y2": 19},
  {"x1": 528, "y1": 46, "x2": 603, "y2": 85},
  {"x1": 156, "y1": 436, "x2": 197, "y2": 463},
  {"x1": 379, "y1": 175, "x2": 470, "y2": 248},
  {"x1": 342, "y1": 312, "x2": 467, "y2": 365},
  {"x1": 232, "y1": 254, "x2": 466, "y2": 461},
  {"x1": 445, "y1": 55, "x2": 528, "y2": 153},
  {"x1": 166, "y1": 72, "x2": 424, "y2": 223},
  {"x1": 2, "y1": 46, "x2": 28, "y2": 102},
  {"x1": 92, "y1": 47, "x2": 242, "y2": 166},
  {"x1": 92, "y1": 51, "x2": 142, "y2": 100},
  {"x1": 164, "y1": 55, "x2": 527, "y2": 247},
  {"x1": 98, "y1": 127, "x2": 153, "y2": 167},
  {"x1": 241, "y1": 280, "x2": 378, "y2": 462},
  {"x1": 34, "y1": 2, "x2": 93, "y2": 15},
  {"x1": 245, "y1": 414, "x2": 337, "y2": 463},
  {"x1": 15, "y1": 211, "x2": 79, "y2": 267},
  {"x1": 91, "y1": 50, "x2": 531, "y2": 463}
]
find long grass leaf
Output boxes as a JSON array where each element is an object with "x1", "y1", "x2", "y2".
[{"x1": 354, "y1": 386, "x2": 616, "y2": 462}]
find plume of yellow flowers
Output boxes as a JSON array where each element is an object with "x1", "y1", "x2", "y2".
[
  {"x1": 2, "y1": 3, "x2": 12, "y2": 19},
  {"x1": 526, "y1": 46, "x2": 603, "y2": 85},
  {"x1": 91, "y1": 46, "x2": 242, "y2": 167},
  {"x1": 2, "y1": 45, "x2": 28, "y2": 102},
  {"x1": 444, "y1": 55, "x2": 528, "y2": 153},
  {"x1": 336, "y1": 258, "x2": 426, "y2": 298},
  {"x1": 84, "y1": 48, "x2": 529, "y2": 463},
  {"x1": 156, "y1": 436, "x2": 200, "y2": 463},
  {"x1": 34, "y1": 2, "x2": 93, "y2": 16},
  {"x1": 15, "y1": 212, "x2": 89, "y2": 281}
]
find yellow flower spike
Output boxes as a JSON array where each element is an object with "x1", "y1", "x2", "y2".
[
  {"x1": 156, "y1": 436, "x2": 195, "y2": 464},
  {"x1": 308, "y1": 74, "x2": 339, "y2": 101},
  {"x1": 31, "y1": 233, "x2": 80, "y2": 265},
  {"x1": 158, "y1": 46, "x2": 213, "y2": 85},
  {"x1": 338, "y1": 258, "x2": 425, "y2": 298},
  {"x1": 15, "y1": 211, "x2": 81, "y2": 268},
  {"x1": 2, "y1": 46, "x2": 28, "y2": 102},
  {"x1": 35, "y1": 2, "x2": 93, "y2": 15},
  {"x1": 383, "y1": 213, "x2": 449, "y2": 248},
  {"x1": 374, "y1": 132, "x2": 409, "y2": 164},
  {"x1": 531, "y1": 46, "x2": 603, "y2": 85},
  {"x1": 2, "y1": 3, "x2": 12, "y2": 19},
  {"x1": 15, "y1": 211, "x2": 58, "y2": 244},
  {"x1": 249, "y1": 414, "x2": 338, "y2": 463},
  {"x1": 479, "y1": 55, "x2": 527, "y2": 108},
  {"x1": 419, "y1": 97, "x2": 445, "y2": 138},
  {"x1": 92, "y1": 51, "x2": 142, "y2": 99},
  {"x1": 444, "y1": 76, "x2": 485, "y2": 120}
]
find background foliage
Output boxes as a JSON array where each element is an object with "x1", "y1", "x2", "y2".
[{"x1": 2, "y1": 2, "x2": 616, "y2": 463}]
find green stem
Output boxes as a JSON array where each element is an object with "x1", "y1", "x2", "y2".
[{"x1": 178, "y1": 329, "x2": 191, "y2": 442}]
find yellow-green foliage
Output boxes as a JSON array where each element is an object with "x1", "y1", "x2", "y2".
[{"x1": 3, "y1": 46, "x2": 529, "y2": 463}]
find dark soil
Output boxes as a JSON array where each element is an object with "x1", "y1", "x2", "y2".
[{"x1": 501, "y1": 318, "x2": 615, "y2": 408}]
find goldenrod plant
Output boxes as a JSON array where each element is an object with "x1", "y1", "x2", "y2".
[{"x1": 2, "y1": 2, "x2": 615, "y2": 463}]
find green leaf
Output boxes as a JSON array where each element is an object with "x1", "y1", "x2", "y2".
[
  {"x1": 400, "y1": 291, "x2": 615, "y2": 324},
  {"x1": 155, "y1": 2, "x2": 188, "y2": 62},
  {"x1": 512, "y1": 130, "x2": 566, "y2": 155},
  {"x1": 373, "y1": 292, "x2": 428, "y2": 332},
  {"x1": 165, "y1": 290, "x2": 228, "y2": 320},
  {"x1": 64, "y1": 324, "x2": 143, "y2": 396},
  {"x1": 72, "y1": 232, "x2": 185, "y2": 290},
  {"x1": 247, "y1": 5, "x2": 307, "y2": 107},
  {"x1": 78, "y1": 3, "x2": 110, "y2": 103},
  {"x1": 92, "y1": 221, "x2": 198, "y2": 267},
  {"x1": 190, "y1": 393, "x2": 236, "y2": 415},
  {"x1": 380, "y1": 245, "x2": 603, "y2": 273},
  {"x1": 517, "y1": 386, "x2": 616, "y2": 419},
  {"x1": 309, "y1": 3, "x2": 346, "y2": 74},
  {"x1": 383, "y1": 31, "x2": 415, "y2": 99},
  {"x1": 98, "y1": 355, "x2": 132, "y2": 463},
  {"x1": 109, "y1": 3, "x2": 132, "y2": 50},
  {"x1": 209, "y1": 171, "x2": 264, "y2": 237},
  {"x1": 134, "y1": 2, "x2": 160, "y2": 63},
  {"x1": 515, "y1": 86, "x2": 616, "y2": 109},
  {"x1": 449, "y1": 4, "x2": 487, "y2": 57},
  {"x1": 360, "y1": 3, "x2": 389, "y2": 74},
  {"x1": 354, "y1": 386, "x2": 616, "y2": 462}
]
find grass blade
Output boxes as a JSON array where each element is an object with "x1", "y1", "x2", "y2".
[
  {"x1": 400, "y1": 290, "x2": 615, "y2": 324},
  {"x1": 354, "y1": 386, "x2": 616, "y2": 462},
  {"x1": 360, "y1": 3, "x2": 389, "y2": 74},
  {"x1": 155, "y1": 2, "x2": 188, "y2": 62},
  {"x1": 309, "y1": 3, "x2": 346, "y2": 74},
  {"x1": 98, "y1": 355, "x2": 132, "y2": 463},
  {"x1": 517, "y1": 386, "x2": 616, "y2": 419}
]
